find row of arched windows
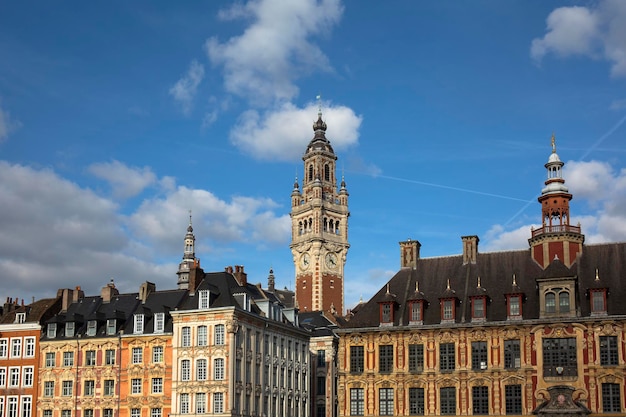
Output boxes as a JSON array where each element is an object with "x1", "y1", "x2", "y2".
[
  {"x1": 297, "y1": 217, "x2": 342, "y2": 235},
  {"x1": 307, "y1": 163, "x2": 333, "y2": 183}
]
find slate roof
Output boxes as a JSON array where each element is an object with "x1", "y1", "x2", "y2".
[
  {"x1": 121, "y1": 289, "x2": 188, "y2": 335},
  {"x1": 343, "y1": 242, "x2": 626, "y2": 328},
  {"x1": 0, "y1": 297, "x2": 61, "y2": 325}
]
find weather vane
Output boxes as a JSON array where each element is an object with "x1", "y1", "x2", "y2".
[{"x1": 316, "y1": 94, "x2": 322, "y2": 114}]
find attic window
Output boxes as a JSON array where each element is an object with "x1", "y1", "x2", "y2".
[
  {"x1": 590, "y1": 289, "x2": 607, "y2": 315},
  {"x1": 133, "y1": 314, "x2": 144, "y2": 334},
  {"x1": 106, "y1": 319, "x2": 116, "y2": 335},
  {"x1": 47, "y1": 323, "x2": 57, "y2": 339},
  {"x1": 199, "y1": 290, "x2": 210, "y2": 309},
  {"x1": 409, "y1": 301, "x2": 423, "y2": 325},
  {"x1": 154, "y1": 313, "x2": 165, "y2": 333},
  {"x1": 66, "y1": 322, "x2": 75, "y2": 337},
  {"x1": 441, "y1": 299, "x2": 455, "y2": 323},
  {"x1": 507, "y1": 295, "x2": 522, "y2": 320},
  {"x1": 87, "y1": 320, "x2": 97, "y2": 336},
  {"x1": 380, "y1": 303, "x2": 393, "y2": 326},
  {"x1": 234, "y1": 293, "x2": 250, "y2": 311},
  {"x1": 15, "y1": 313, "x2": 26, "y2": 324},
  {"x1": 471, "y1": 297, "x2": 486, "y2": 322}
]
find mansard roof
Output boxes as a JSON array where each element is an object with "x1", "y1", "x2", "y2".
[
  {"x1": 342, "y1": 242, "x2": 626, "y2": 328},
  {"x1": 0, "y1": 297, "x2": 61, "y2": 325}
]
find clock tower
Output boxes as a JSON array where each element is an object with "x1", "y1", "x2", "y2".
[{"x1": 290, "y1": 108, "x2": 350, "y2": 314}]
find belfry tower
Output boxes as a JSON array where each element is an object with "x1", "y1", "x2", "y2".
[
  {"x1": 290, "y1": 108, "x2": 350, "y2": 314},
  {"x1": 177, "y1": 212, "x2": 199, "y2": 289},
  {"x1": 528, "y1": 135, "x2": 584, "y2": 268}
]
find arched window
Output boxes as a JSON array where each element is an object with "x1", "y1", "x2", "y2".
[
  {"x1": 324, "y1": 164, "x2": 330, "y2": 181},
  {"x1": 559, "y1": 291, "x2": 570, "y2": 312},
  {"x1": 308, "y1": 165, "x2": 314, "y2": 182},
  {"x1": 545, "y1": 292, "x2": 556, "y2": 313}
]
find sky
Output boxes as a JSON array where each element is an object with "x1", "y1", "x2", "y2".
[{"x1": 1, "y1": 0, "x2": 625, "y2": 312}]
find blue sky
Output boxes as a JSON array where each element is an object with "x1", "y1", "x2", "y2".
[{"x1": 1, "y1": 0, "x2": 625, "y2": 311}]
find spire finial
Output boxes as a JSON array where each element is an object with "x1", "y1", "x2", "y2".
[
  {"x1": 477, "y1": 276, "x2": 481, "y2": 288},
  {"x1": 386, "y1": 283, "x2": 390, "y2": 294},
  {"x1": 595, "y1": 268, "x2": 600, "y2": 281},
  {"x1": 446, "y1": 279, "x2": 451, "y2": 290},
  {"x1": 415, "y1": 281, "x2": 419, "y2": 292},
  {"x1": 512, "y1": 273, "x2": 517, "y2": 286},
  {"x1": 551, "y1": 132, "x2": 556, "y2": 153}
]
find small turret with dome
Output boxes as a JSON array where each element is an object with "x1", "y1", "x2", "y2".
[{"x1": 177, "y1": 211, "x2": 199, "y2": 289}]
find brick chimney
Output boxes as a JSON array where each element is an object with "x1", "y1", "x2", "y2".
[
  {"x1": 462, "y1": 235, "x2": 479, "y2": 265},
  {"x1": 188, "y1": 260, "x2": 204, "y2": 295},
  {"x1": 400, "y1": 239, "x2": 421, "y2": 269},
  {"x1": 233, "y1": 265, "x2": 248, "y2": 286},
  {"x1": 138, "y1": 281, "x2": 155, "y2": 303}
]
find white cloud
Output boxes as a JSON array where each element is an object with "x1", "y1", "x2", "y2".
[
  {"x1": 610, "y1": 99, "x2": 626, "y2": 111},
  {"x1": 0, "y1": 104, "x2": 21, "y2": 142},
  {"x1": 169, "y1": 60, "x2": 205, "y2": 114},
  {"x1": 230, "y1": 101, "x2": 362, "y2": 161},
  {"x1": 531, "y1": 0, "x2": 626, "y2": 78},
  {"x1": 206, "y1": 0, "x2": 343, "y2": 105},
  {"x1": 88, "y1": 160, "x2": 158, "y2": 199},
  {"x1": 483, "y1": 224, "x2": 537, "y2": 252}
]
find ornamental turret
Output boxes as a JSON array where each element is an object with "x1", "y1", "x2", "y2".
[{"x1": 177, "y1": 212, "x2": 199, "y2": 289}]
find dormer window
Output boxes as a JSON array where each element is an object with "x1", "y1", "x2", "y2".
[
  {"x1": 471, "y1": 297, "x2": 486, "y2": 322},
  {"x1": 134, "y1": 314, "x2": 144, "y2": 334},
  {"x1": 409, "y1": 301, "x2": 423, "y2": 325},
  {"x1": 87, "y1": 320, "x2": 97, "y2": 336},
  {"x1": 199, "y1": 290, "x2": 210, "y2": 309},
  {"x1": 15, "y1": 313, "x2": 26, "y2": 324},
  {"x1": 379, "y1": 302, "x2": 394, "y2": 326},
  {"x1": 590, "y1": 289, "x2": 607, "y2": 315},
  {"x1": 441, "y1": 299, "x2": 455, "y2": 323},
  {"x1": 234, "y1": 293, "x2": 250, "y2": 311},
  {"x1": 106, "y1": 319, "x2": 116, "y2": 335},
  {"x1": 506, "y1": 295, "x2": 523, "y2": 320},
  {"x1": 66, "y1": 322, "x2": 75, "y2": 337},
  {"x1": 47, "y1": 323, "x2": 57, "y2": 338},
  {"x1": 154, "y1": 313, "x2": 165, "y2": 333}
]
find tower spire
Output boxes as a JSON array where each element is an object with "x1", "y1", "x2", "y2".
[{"x1": 177, "y1": 211, "x2": 198, "y2": 289}]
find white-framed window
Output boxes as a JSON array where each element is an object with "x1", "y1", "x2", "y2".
[
  {"x1": 105, "y1": 349, "x2": 115, "y2": 365},
  {"x1": 84, "y1": 410, "x2": 93, "y2": 417},
  {"x1": 199, "y1": 290, "x2": 210, "y2": 309},
  {"x1": 106, "y1": 319, "x2": 116, "y2": 335},
  {"x1": 152, "y1": 346, "x2": 164, "y2": 363},
  {"x1": 44, "y1": 381, "x2": 54, "y2": 397},
  {"x1": 214, "y1": 358, "x2": 225, "y2": 380},
  {"x1": 181, "y1": 359, "x2": 191, "y2": 381},
  {"x1": 61, "y1": 410, "x2": 71, "y2": 417},
  {"x1": 24, "y1": 337, "x2": 35, "y2": 357},
  {"x1": 9, "y1": 367, "x2": 19, "y2": 387},
  {"x1": 131, "y1": 378, "x2": 142, "y2": 394},
  {"x1": 23, "y1": 367, "x2": 33, "y2": 387},
  {"x1": 214, "y1": 324, "x2": 225, "y2": 345},
  {"x1": 43, "y1": 409, "x2": 51, "y2": 417},
  {"x1": 62, "y1": 380, "x2": 73, "y2": 396},
  {"x1": 134, "y1": 314, "x2": 144, "y2": 334},
  {"x1": 21, "y1": 396, "x2": 32, "y2": 417},
  {"x1": 10, "y1": 338, "x2": 21, "y2": 358},
  {"x1": 0, "y1": 339, "x2": 7, "y2": 358},
  {"x1": 213, "y1": 392, "x2": 224, "y2": 414},
  {"x1": 85, "y1": 350, "x2": 96, "y2": 366},
  {"x1": 87, "y1": 320, "x2": 97, "y2": 336},
  {"x1": 103, "y1": 409, "x2": 113, "y2": 417},
  {"x1": 45, "y1": 352, "x2": 55, "y2": 367},
  {"x1": 0, "y1": 368, "x2": 6, "y2": 387},
  {"x1": 197, "y1": 359, "x2": 207, "y2": 381},
  {"x1": 84, "y1": 380, "x2": 95, "y2": 396},
  {"x1": 47, "y1": 323, "x2": 57, "y2": 338},
  {"x1": 152, "y1": 377, "x2": 163, "y2": 394},
  {"x1": 132, "y1": 347, "x2": 143, "y2": 364},
  {"x1": 182, "y1": 327, "x2": 191, "y2": 347},
  {"x1": 180, "y1": 393, "x2": 190, "y2": 414},
  {"x1": 151, "y1": 408, "x2": 161, "y2": 417},
  {"x1": 15, "y1": 313, "x2": 26, "y2": 324},
  {"x1": 131, "y1": 409, "x2": 140, "y2": 417},
  {"x1": 7, "y1": 397, "x2": 17, "y2": 417},
  {"x1": 63, "y1": 351, "x2": 74, "y2": 367},
  {"x1": 196, "y1": 325, "x2": 207, "y2": 346},
  {"x1": 104, "y1": 379, "x2": 115, "y2": 396},
  {"x1": 65, "y1": 322, "x2": 75, "y2": 337},
  {"x1": 154, "y1": 313, "x2": 165, "y2": 333},
  {"x1": 196, "y1": 392, "x2": 207, "y2": 414}
]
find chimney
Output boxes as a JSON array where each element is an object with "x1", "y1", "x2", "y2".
[
  {"x1": 61, "y1": 289, "x2": 74, "y2": 312},
  {"x1": 462, "y1": 235, "x2": 479, "y2": 265},
  {"x1": 399, "y1": 239, "x2": 421, "y2": 269},
  {"x1": 138, "y1": 281, "x2": 155, "y2": 303},
  {"x1": 268, "y1": 268, "x2": 275, "y2": 292},
  {"x1": 73, "y1": 286, "x2": 84, "y2": 302},
  {"x1": 234, "y1": 265, "x2": 248, "y2": 286}
]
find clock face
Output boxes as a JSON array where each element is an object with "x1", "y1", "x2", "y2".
[
  {"x1": 325, "y1": 253, "x2": 338, "y2": 269},
  {"x1": 300, "y1": 253, "x2": 310, "y2": 270}
]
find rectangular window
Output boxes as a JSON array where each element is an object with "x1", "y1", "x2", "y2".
[
  {"x1": 104, "y1": 379, "x2": 115, "y2": 396},
  {"x1": 84, "y1": 380, "x2": 95, "y2": 396},
  {"x1": 21, "y1": 397, "x2": 32, "y2": 417},
  {"x1": 23, "y1": 366, "x2": 33, "y2": 386},
  {"x1": 134, "y1": 314, "x2": 144, "y2": 334},
  {"x1": 0, "y1": 339, "x2": 7, "y2": 357},
  {"x1": 152, "y1": 378, "x2": 163, "y2": 394},
  {"x1": 62, "y1": 380, "x2": 73, "y2": 396},
  {"x1": 443, "y1": 300, "x2": 454, "y2": 320},
  {"x1": 472, "y1": 298, "x2": 485, "y2": 319},
  {"x1": 85, "y1": 350, "x2": 96, "y2": 366},
  {"x1": 45, "y1": 352, "x2": 55, "y2": 367},
  {"x1": 440, "y1": 387, "x2": 456, "y2": 415},
  {"x1": 131, "y1": 378, "x2": 142, "y2": 394},
  {"x1": 151, "y1": 409, "x2": 161, "y2": 417},
  {"x1": 63, "y1": 351, "x2": 74, "y2": 367},
  {"x1": 24, "y1": 337, "x2": 35, "y2": 357},
  {"x1": 379, "y1": 388, "x2": 394, "y2": 416},
  {"x1": 43, "y1": 409, "x2": 51, "y2": 417},
  {"x1": 602, "y1": 383, "x2": 621, "y2": 412},
  {"x1": 61, "y1": 410, "x2": 71, "y2": 417},
  {"x1": 350, "y1": 388, "x2": 364, "y2": 416},
  {"x1": 179, "y1": 393, "x2": 190, "y2": 414},
  {"x1": 152, "y1": 346, "x2": 164, "y2": 363},
  {"x1": 8, "y1": 397, "x2": 17, "y2": 417},
  {"x1": 181, "y1": 359, "x2": 191, "y2": 381},
  {"x1": 197, "y1": 325, "x2": 207, "y2": 346},
  {"x1": 542, "y1": 337, "x2": 577, "y2": 377},
  {"x1": 600, "y1": 336, "x2": 619, "y2": 366},
  {"x1": 0, "y1": 368, "x2": 5, "y2": 387},
  {"x1": 15, "y1": 312, "x2": 26, "y2": 323},
  {"x1": 472, "y1": 386, "x2": 489, "y2": 415},
  {"x1": 409, "y1": 387, "x2": 424, "y2": 415},
  {"x1": 196, "y1": 392, "x2": 207, "y2": 414},
  {"x1": 471, "y1": 341, "x2": 488, "y2": 371},
  {"x1": 105, "y1": 349, "x2": 115, "y2": 365},
  {"x1": 106, "y1": 319, "x2": 116, "y2": 335},
  {"x1": 103, "y1": 410, "x2": 113, "y2": 417},
  {"x1": 154, "y1": 313, "x2": 165, "y2": 333},
  {"x1": 182, "y1": 327, "x2": 191, "y2": 347},
  {"x1": 214, "y1": 357, "x2": 224, "y2": 380},
  {"x1": 214, "y1": 324, "x2": 225, "y2": 345},
  {"x1": 381, "y1": 303, "x2": 392, "y2": 323},
  {"x1": 197, "y1": 359, "x2": 207, "y2": 381},
  {"x1": 10, "y1": 338, "x2": 21, "y2": 358},
  {"x1": 213, "y1": 392, "x2": 224, "y2": 414},
  {"x1": 44, "y1": 381, "x2": 55, "y2": 397},
  {"x1": 350, "y1": 345, "x2": 364, "y2": 374},
  {"x1": 317, "y1": 376, "x2": 325, "y2": 395},
  {"x1": 65, "y1": 322, "x2": 75, "y2": 337},
  {"x1": 379, "y1": 345, "x2": 394, "y2": 373},
  {"x1": 9, "y1": 367, "x2": 19, "y2": 387},
  {"x1": 410, "y1": 302, "x2": 422, "y2": 323},
  {"x1": 131, "y1": 409, "x2": 140, "y2": 417},
  {"x1": 505, "y1": 384, "x2": 522, "y2": 415},
  {"x1": 409, "y1": 344, "x2": 424, "y2": 373},
  {"x1": 87, "y1": 320, "x2": 97, "y2": 336},
  {"x1": 132, "y1": 347, "x2": 143, "y2": 364},
  {"x1": 199, "y1": 290, "x2": 210, "y2": 309},
  {"x1": 317, "y1": 350, "x2": 326, "y2": 367},
  {"x1": 47, "y1": 323, "x2": 57, "y2": 338},
  {"x1": 504, "y1": 340, "x2": 521, "y2": 369},
  {"x1": 591, "y1": 290, "x2": 606, "y2": 313},
  {"x1": 508, "y1": 295, "x2": 521, "y2": 317},
  {"x1": 84, "y1": 410, "x2": 93, "y2": 417},
  {"x1": 440, "y1": 343, "x2": 455, "y2": 371}
]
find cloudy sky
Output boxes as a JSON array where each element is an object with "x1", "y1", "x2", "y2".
[{"x1": 1, "y1": 0, "x2": 625, "y2": 311}]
